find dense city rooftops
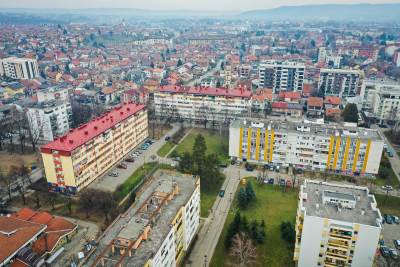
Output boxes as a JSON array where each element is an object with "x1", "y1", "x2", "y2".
[
  {"x1": 158, "y1": 85, "x2": 252, "y2": 98},
  {"x1": 40, "y1": 103, "x2": 145, "y2": 153},
  {"x1": 299, "y1": 180, "x2": 382, "y2": 227}
]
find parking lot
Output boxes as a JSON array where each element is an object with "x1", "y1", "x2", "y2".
[
  {"x1": 89, "y1": 125, "x2": 179, "y2": 191},
  {"x1": 378, "y1": 216, "x2": 400, "y2": 265}
]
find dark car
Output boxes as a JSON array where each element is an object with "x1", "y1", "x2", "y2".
[
  {"x1": 381, "y1": 246, "x2": 390, "y2": 257},
  {"x1": 389, "y1": 248, "x2": 398, "y2": 259},
  {"x1": 219, "y1": 190, "x2": 225, "y2": 197},
  {"x1": 117, "y1": 163, "x2": 128, "y2": 169},
  {"x1": 246, "y1": 165, "x2": 255, "y2": 171},
  {"x1": 384, "y1": 214, "x2": 394, "y2": 224},
  {"x1": 165, "y1": 136, "x2": 171, "y2": 141},
  {"x1": 391, "y1": 215, "x2": 400, "y2": 224},
  {"x1": 125, "y1": 158, "x2": 134, "y2": 163}
]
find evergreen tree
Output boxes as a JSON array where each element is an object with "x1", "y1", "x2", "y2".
[
  {"x1": 256, "y1": 228, "x2": 266, "y2": 244},
  {"x1": 178, "y1": 152, "x2": 193, "y2": 173},
  {"x1": 225, "y1": 212, "x2": 241, "y2": 248},
  {"x1": 250, "y1": 220, "x2": 259, "y2": 240},
  {"x1": 177, "y1": 59, "x2": 183, "y2": 67},
  {"x1": 261, "y1": 219, "x2": 266, "y2": 228},
  {"x1": 341, "y1": 103, "x2": 359, "y2": 123},
  {"x1": 192, "y1": 134, "x2": 207, "y2": 173},
  {"x1": 241, "y1": 215, "x2": 249, "y2": 233},
  {"x1": 245, "y1": 182, "x2": 256, "y2": 202},
  {"x1": 237, "y1": 188, "x2": 248, "y2": 209}
]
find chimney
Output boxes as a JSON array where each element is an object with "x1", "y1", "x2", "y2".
[
  {"x1": 69, "y1": 140, "x2": 73, "y2": 144},
  {"x1": 84, "y1": 131, "x2": 88, "y2": 135}
]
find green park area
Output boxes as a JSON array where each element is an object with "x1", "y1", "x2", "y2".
[
  {"x1": 211, "y1": 179, "x2": 298, "y2": 267},
  {"x1": 114, "y1": 162, "x2": 158, "y2": 201}
]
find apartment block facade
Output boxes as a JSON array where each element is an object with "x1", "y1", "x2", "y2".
[
  {"x1": 154, "y1": 85, "x2": 252, "y2": 124},
  {"x1": 89, "y1": 171, "x2": 200, "y2": 267},
  {"x1": 258, "y1": 60, "x2": 305, "y2": 93},
  {"x1": 229, "y1": 120, "x2": 383, "y2": 176},
  {"x1": 318, "y1": 68, "x2": 363, "y2": 97},
  {"x1": 0, "y1": 57, "x2": 39, "y2": 80},
  {"x1": 362, "y1": 79, "x2": 400, "y2": 123},
  {"x1": 40, "y1": 103, "x2": 148, "y2": 193},
  {"x1": 294, "y1": 180, "x2": 382, "y2": 267},
  {"x1": 26, "y1": 100, "x2": 72, "y2": 142}
]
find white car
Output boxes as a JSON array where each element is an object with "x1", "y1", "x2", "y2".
[{"x1": 382, "y1": 185, "x2": 393, "y2": 191}]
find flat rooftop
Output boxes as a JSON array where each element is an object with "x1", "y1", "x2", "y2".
[
  {"x1": 300, "y1": 180, "x2": 382, "y2": 227},
  {"x1": 230, "y1": 119, "x2": 381, "y2": 141},
  {"x1": 87, "y1": 169, "x2": 198, "y2": 267}
]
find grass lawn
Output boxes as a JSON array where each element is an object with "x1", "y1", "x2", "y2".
[
  {"x1": 171, "y1": 128, "x2": 229, "y2": 163},
  {"x1": 157, "y1": 141, "x2": 175, "y2": 157},
  {"x1": 211, "y1": 178, "x2": 298, "y2": 267},
  {"x1": 114, "y1": 162, "x2": 158, "y2": 201},
  {"x1": 200, "y1": 175, "x2": 225, "y2": 217},
  {"x1": 375, "y1": 193, "x2": 400, "y2": 217}
]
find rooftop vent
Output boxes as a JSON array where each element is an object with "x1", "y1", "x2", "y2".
[
  {"x1": 69, "y1": 140, "x2": 73, "y2": 144},
  {"x1": 84, "y1": 131, "x2": 88, "y2": 135}
]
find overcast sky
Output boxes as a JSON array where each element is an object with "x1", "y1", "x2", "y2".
[{"x1": 1, "y1": 0, "x2": 400, "y2": 11}]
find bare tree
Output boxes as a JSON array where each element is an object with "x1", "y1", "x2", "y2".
[
  {"x1": 0, "y1": 167, "x2": 13, "y2": 200},
  {"x1": 229, "y1": 232, "x2": 258, "y2": 267},
  {"x1": 25, "y1": 111, "x2": 45, "y2": 152}
]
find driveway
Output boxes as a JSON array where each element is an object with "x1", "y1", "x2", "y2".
[
  {"x1": 377, "y1": 128, "x2": 400, "y2": 183},
  {"x1": 89, "y1": 124, "x2": 180, "y2": 191},
  {"x1": 187, "y1": 165, "x2": 256, "y2": 266}
]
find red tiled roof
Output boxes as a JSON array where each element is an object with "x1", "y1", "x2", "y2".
[
  {"x1": 159, "y1": 85, "x2": 252, "y2": 98},
  {"x1": 0, "y1": 217, "x2": 46, "y2": 264},
  {"x1": 272, "y1": 101, "x2": 288, "y2": 109},
  {"x1": 324, "y1": 96, "x2": 341, "y2": 105},
  {"x1": 278, "y1": 91, "x2": 301, "y2": 100},
  {"x1": 325, "y1": 108, "x2": 342, "y2": 117},
  {"x1": 41, "y1": 103, "x2": 145, "y2": 153},
  {"x1": 308, "y1": 97, "x2": 324, "y2": 107},
  {"x1": 30, "y1": 212, "x2": 53, "y2": 225},
  {"x1": 10, "y1": 258, "x2": 29, "y2": 267},
  {"x1": 12, "y1": 208, "x2": 35, "y2": 221}
]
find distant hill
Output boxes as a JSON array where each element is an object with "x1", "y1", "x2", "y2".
[{"x1": 240, "y1": 4, "x2": 400, "y2": 21}]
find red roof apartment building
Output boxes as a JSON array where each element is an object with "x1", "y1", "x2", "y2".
[{"x1": 40, "y1": 103, "x2": 148, "y2": 193}]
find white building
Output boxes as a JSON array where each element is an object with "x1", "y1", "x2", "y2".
[
  {"x1": 258, "y1": 60, "x2": 305, "y2": 93},
  {"x1": 37, "y1": 86, "x2": 70, "y2": 103},
  {"x1": 26, "y1": 100, "x2": 72, "y2": 143},
  {"x1": 89, "y1": 171, "x2": 200, "y2": 267},
  {"x1": 229, "y1": 119, "x2": 383, "y2": 176},
  {"x1": 154, "y1": 85, "x2": 252, "y2": 124},
  {"x1": 361, "y1": 79, "x2": 400, "y2": 123},
  {"x1": 0, "y1": 57, "x2": 39, "y2": 80},
  {"x1": 318, "y1": 68, "x2": 364, "y2": 98},
  {"x1": 294, "y1": 180, "x2": 382, "y2": 267}
]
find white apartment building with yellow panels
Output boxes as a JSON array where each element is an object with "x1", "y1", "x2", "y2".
[
  {"x1": 229, "y1": 120, "x2": 383, "y2": 176},
  {"x1": 294, "y1": 180, "x2": 382, "y2": 267}
]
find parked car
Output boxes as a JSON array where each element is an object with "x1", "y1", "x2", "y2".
[
  {"x1": 393, "y1": 240, "x2": 400, "y2": 249},
  {"x1": 117, "y1": 163, "x2": 128, "y2": 169},
  {"x1": 389, "y1": 248, "x2": 398, "y2": 259},
  {"x1": 125, "y1": 158, "x2": 134, "y2": 163},
  {"x1": 379, "y1": 239, "x2": 385, "y2": 246},
  {"x1": 245, "y1": 163, "x2": 255, "y2": 171},
  {"x1": 382, "y1": 185, "x2": 393, "y2": 191},
  {"x1": 219, "y1": 190, "x2": 225, "y2": 197},
  {"x1": 380, "y1": 246, "x2": 390, "y2": 257},
  {"x1": 391, "y1": 215, "x2": 400, "y2": 224},
  {"x1": 231, "y1": 160, "x2": 236, "y2": 165},
  {"x1": 108, "y1": 172, "x2": 118, "y2": 177},
  {"x1": 384, "y1": 214, "x2": 394, "y2": 224},
  {"x1": 165, "y1": 136, "x2": 171, "y2": 141}
]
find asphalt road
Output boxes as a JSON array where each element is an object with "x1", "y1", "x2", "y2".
[
  {"x1": 187, "y1": 166, "x2": 255, "y2": 267},
  {"x1": 377, "y1": 128, "x2": 400, "y2": 183}
]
